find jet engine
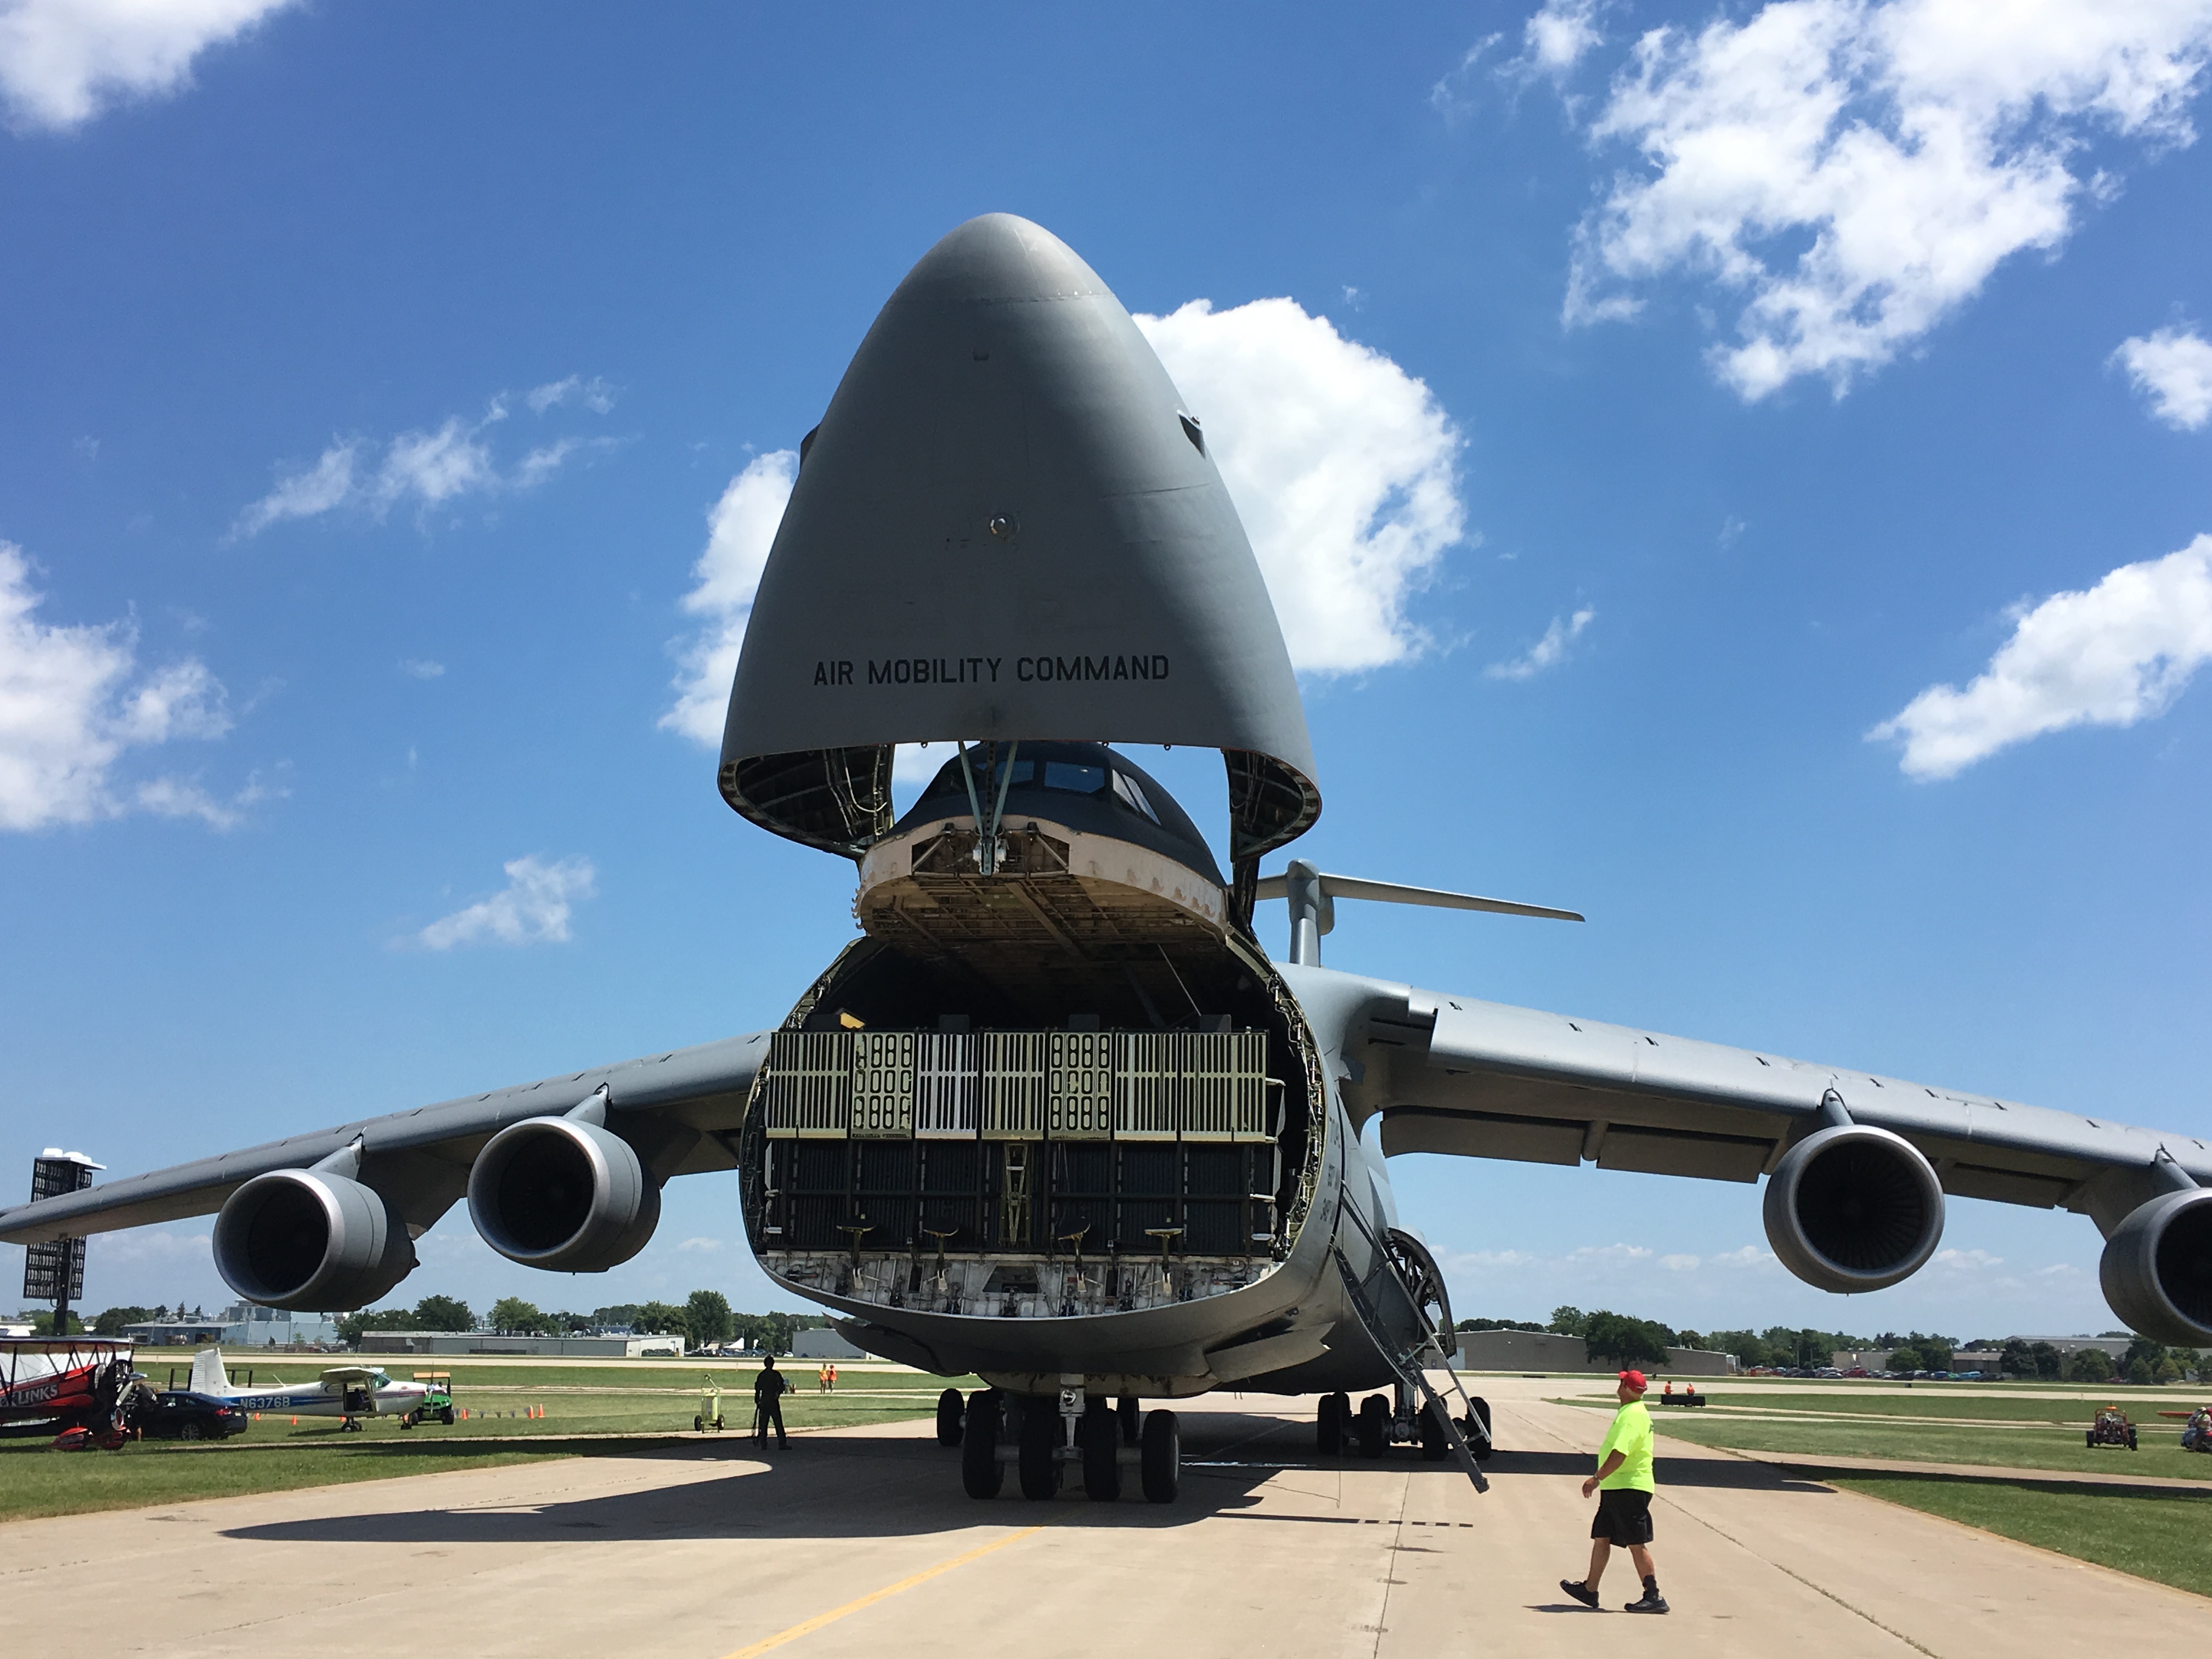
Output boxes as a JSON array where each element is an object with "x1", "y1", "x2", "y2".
[
  {"x1": 1763, "y1": 1121, "x2": 1944, "y2": 1293},
  {"x1": 467, "y1": 1114, "x2": 660, "y2": 1272},
  {"x1": 2098, "y1": 1187, "x2": 2212, "y2": 1347},
  {"x1": 212, "y1": 1166, "x2": 417, "y2": 1311}
]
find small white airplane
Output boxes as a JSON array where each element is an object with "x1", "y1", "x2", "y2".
[{"x1": 186, "y1": 1348, "x2": 449, "y2": 1430}]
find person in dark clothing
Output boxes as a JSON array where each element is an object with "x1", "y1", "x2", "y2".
[{"x1": 753, "y1": 1356, "x2": 789, "y2": 1448}]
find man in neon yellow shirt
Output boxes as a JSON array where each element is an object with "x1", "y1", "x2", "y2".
[{"x1": 1560, "y1": 1369, "x2": 1666, "y2": 1613}]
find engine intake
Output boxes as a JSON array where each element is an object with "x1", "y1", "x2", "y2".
[
  {"x1": 1763, "y1": 1123, "x2": 1944, "y2": 1293},
  {"x1": 2099, "y1": 1188, "x2": 2212, "y2": 1347},
  {"x1": 212, "y1": 1168, "x2": 417, "y2": 1311},
  {"x1": 467, "y1": 1116, "x2": 659, "y2": 1271}
]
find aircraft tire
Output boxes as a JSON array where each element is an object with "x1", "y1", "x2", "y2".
[
  {"x1": 1081, "y1": 1402, "x2": 1121, "y2": 1500},
  {"x1": 1316, "y1": 1391, "x2": 1346, "y2": 1455},
  {"x1": 1355, "y1": 1395, "x2": 1389, "y2": 1458},
  {"x1": 961, "y1": 1389, "x2": 1003, "y2": 1498},
  {"x1": 935, "y1": 1387, "x2": 965, "y2": 1447},
  {"x1": 1139, "y1": 1408, "x2": 1180, "y2": 1503},
  {"x1": 1417, "y1": 1400, "x2": 1448, "y2": 1460},
  {"x1": 1017, "y1": 1398, "x2": 1061, "y2": 1500},
  {"x1": 1465, "y1": 1396, "x2": 1493, "y2": 1462}
]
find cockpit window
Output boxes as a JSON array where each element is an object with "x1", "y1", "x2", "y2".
[
  {"x1": 1111, "y1": 771, "x2": 1159, "y2": 823},
  {"x1": 1042, "y1": 761, "x2": 1105, "y2": 794}
]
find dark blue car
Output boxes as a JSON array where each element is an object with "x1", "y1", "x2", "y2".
[{"x1": 140, "y1": 1390, "x2": 250, "y2": 1441}]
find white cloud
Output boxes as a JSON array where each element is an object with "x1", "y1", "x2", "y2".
[
  {"x1": 1486, "y1": 606, "x2": 1595, "y2": 680},
  {"x1": 1136, "y1": 298, "x2": 1465, "y2": 674},
  {"x1": 398, "y1": 658, "x2": 444, "y2": 680},
  {"x1": 0, "y1": 0, "x2": 294, "y2": 133},
  {"x1": 1568, "y1": 0, "x2": 2212, "y2": 398},
  {"x1": 1870, "y1": 535, "x2": 2212, "y2": 778},
  {"x1": 416, "y1": 855, "x2": 596, "y2": 950},
  {"x1": 0, "y1": 542, "x2": 241, "y2": 831},
  {"x1": 675, "y1": 1236, "x2": 725, "y2": 1254},
  {"x1": 2112, "y1": 324, "x2": 2212, "y2": 428},
  {"x1": 526, "y1": 375, "x2": 616, "y2": 416},
  {"x1": 659, "y1": 449, "x2": 799, "y2": 746},
  {"x1": 1521, "y1": 0, "x2": 1609, "y2": 80},
  {"x1": 232, "y1": 441, "x2": 358, "y2": 537},
  {"x1": 1661, "y1": 1252, "x2": 1702, "y2": 1270},
  {"x1": 234, "y1": 395, "x2": 613, "y2": 536}
]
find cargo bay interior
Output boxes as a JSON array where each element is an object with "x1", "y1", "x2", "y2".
[{"x1": 737, "y1": 743, "x2": 1327, "y2": 1321}]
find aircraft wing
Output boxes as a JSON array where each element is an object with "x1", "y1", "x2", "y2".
[
  {"x1": 1293, "y1": 966, "x2": 2212, "y2": 1231},
  {"x1": 0, "y1": 1031, "x2": 771, "y2": 1246}
]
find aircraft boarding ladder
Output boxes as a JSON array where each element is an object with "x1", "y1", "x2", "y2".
[{"x1": 1331, "y1": 1193, "x2": 1491, "y2": 1494}]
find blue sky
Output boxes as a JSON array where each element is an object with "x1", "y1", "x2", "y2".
[{"x1": 4, "y1": 1, "x2": 2210, "y2": 1341}]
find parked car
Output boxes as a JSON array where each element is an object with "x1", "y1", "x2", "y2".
[
  {"x1": 1844, "y1": 1367, "x2": 1870, "y2": 1378},
  {"x1": 139, "y1": 1390, "x2": 249, "y2": 1441}
]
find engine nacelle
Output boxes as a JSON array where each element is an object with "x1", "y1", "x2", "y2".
[
  {"x1": 1763, "y1": 1124, "x2": 1944, "y2": 1293},
  {"x1": 2099, "y1": 1188, "x2": 2212, "y2": 1347},
  {"x1": 212, "y1": 1168, "x2": 417, "y2": 1311},
  {"x1": 467, "y1": 1116, "x2": 660, "y2": 1271}
]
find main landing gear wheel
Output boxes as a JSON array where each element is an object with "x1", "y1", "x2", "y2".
[
  {"x1": 1316, "y1": 1391, "x2": 1349, "y2": 1455},
  {"x1": 1465, "y1": 1396, "x2": 1493, "y2": 1462},
  {"x1": 936, "y1": 1387, "x2": 966, "y2": 1448},
  {"x1": 1118, "y1": 1396, "x2": 1141, "y2": 1446},
  {"x1": 1018, "y1": 1398, "x2": 1062, "y2": 1500},
  {"x1": 1417, "y1": 1401, "x2": 1449, "y2": 1461},
  {"x1": 1356, "y1": 1395, "x2": 1389, "y2": 1458},
  {"x1": 1139, "y1": 1408, "x2": 1180, "y2": 1503},
  {"x1": 961, "y1": 1389, "x2": 1003, "y2": 1499},
  {"x1": 1082, "y1": 1401, "x2": 1122, "y2": 1501}
]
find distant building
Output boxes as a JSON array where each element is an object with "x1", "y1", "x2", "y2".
[
  {"x1": 792, "y1": 1327, "x2": 866, "y2": 1360},
  {"x1": 220, "y1": 1303, "x2": 338, "y2": 1347},
  {"x1": 122, "y1": 1316, "x2": 229, "y2": 1346},
  {"x1": 1454, "y1": 1328, "x2": 1733, "y2": 1377},
  {"x1": 122, "y1": 1304, "x2": 337, "y2": 1348},
  {"x1": 358, "y1": 1331, "x2": 685, "y2": 1358},
  {"x1": 2007, "y1": 1335, "x2": 2135, "y2": 1359}
]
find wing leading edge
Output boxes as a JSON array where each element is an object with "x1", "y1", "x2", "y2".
[
  {"x1": 0, "y1": 1031, "x2": 771, "y2": 1248},
  {"x1": 1282, "y1": 964, "x2": 2211, "y2": 1237}
]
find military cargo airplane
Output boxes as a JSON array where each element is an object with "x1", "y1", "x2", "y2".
[{"x1": 5, "y1": 215, "x2": 2210, "y2": 1506}]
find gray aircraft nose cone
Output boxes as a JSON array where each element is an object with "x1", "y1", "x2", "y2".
[{"x1": 718, "y1": 213, "x2": 1319, "y2": 872}]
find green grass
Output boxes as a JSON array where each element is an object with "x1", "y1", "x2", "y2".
[
  {"x1": 1627, "y1": 1390, "x2": 2204, "y2": 1423},
  {"x1": 1643, "y1": 1411, "x2": 2212, "y2": 1481},
  {"x1": 1, "y1": 1364, "x2": 964, "y2": 1523},
  {"x1": 1829, "y1": 1474, "x2": 2212, "y2": 1600}
]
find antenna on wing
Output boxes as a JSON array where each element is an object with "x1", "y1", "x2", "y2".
[{"x1": 1253, "y1": 858, "x2": 1582, "y2": 966}]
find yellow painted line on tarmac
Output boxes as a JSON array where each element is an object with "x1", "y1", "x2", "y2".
[{"x1": 717, "y1": 1525, "x2": 1047, "y2": 1659}]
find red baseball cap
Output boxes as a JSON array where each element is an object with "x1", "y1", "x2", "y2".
[{"x1": 1618, "y1": 1370, "x2": 1649, "y2": 1391}]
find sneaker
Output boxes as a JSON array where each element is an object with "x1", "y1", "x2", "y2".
[
  {"x1": 1559, "y1": 1580, "x2": 1600, "y2": 1609},
  {"x1": 1623, "y1": 1590, "x2": 1669, "y2": 1615}
]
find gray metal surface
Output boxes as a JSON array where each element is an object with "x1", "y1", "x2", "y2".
[
  {"x1": 1281, "y1": 962, "x2": 2212, "y2": 1231},
  {"x1": 0, "y1": 1032, "x2": 770, "y2": 1247},
  {"x1": 716, "y1": 213, "x2": 1318, "y2": 861}
]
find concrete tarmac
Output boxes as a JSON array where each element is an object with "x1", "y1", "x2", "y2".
[{"x1": 7, "y1": 1377, "x2": 2203, "y2": 1658}]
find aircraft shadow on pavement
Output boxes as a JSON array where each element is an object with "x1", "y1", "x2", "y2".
[{"x1": 221, "y1": 1413, "x2": 1304, "y2": 1547}]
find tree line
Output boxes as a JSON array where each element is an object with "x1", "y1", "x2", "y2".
[
  {"x1": 1454, "y1": 1307, "x2": 2203, "y2": 1381},
  {"x1": 331, "y1": 1291, "x2": 827, "y2": 1353}
]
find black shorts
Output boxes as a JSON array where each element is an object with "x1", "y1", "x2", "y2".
[{"x1": 1591, "y1": 1487, "x2": 1654, "y2": 1545}]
